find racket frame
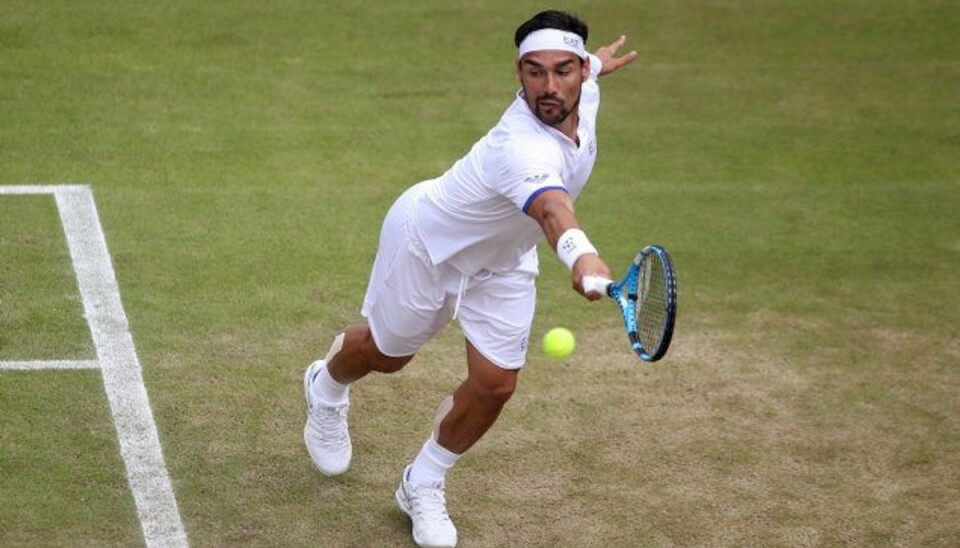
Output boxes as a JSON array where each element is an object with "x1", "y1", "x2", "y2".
[{"x1": 588, "y1": 245, "x2": 677, "y2": 362}]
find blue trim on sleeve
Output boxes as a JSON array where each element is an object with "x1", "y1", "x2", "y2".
[{"x1": 522, "y1": 185, "x2": 568, "y2": 214}]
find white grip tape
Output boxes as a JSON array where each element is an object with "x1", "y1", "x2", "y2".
[
  {"x1": 582, "y1": 275, "x2": 613, "y2": 296},
  {"x1": 556, "y1": 228, "x2": 598, "y2": 271}
]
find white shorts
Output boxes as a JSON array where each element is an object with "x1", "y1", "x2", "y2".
[{"x1": 361, "y1": 185, "x2": 536, "y2": 370}]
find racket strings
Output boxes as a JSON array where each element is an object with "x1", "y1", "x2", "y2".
[{"x1": 636, "y1": 255, "x2": 668, "y2": 350}]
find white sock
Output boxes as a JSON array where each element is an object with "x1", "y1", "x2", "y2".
[
  {"x1": 407, "y1": 435, "x2": 460, "y2": 486},
  {"x1": 310, "y1": 334, "x2": 349, "y2": 405},
  {"x1": 311, "y1": 363, "x2": 349, "y2": 406}
]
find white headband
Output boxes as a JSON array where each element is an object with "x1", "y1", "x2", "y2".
[{"x1": 517, "y1": 28, "x2": 587, "y2": 59}]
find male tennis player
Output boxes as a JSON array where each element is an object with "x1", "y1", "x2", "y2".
[{"x1": 303, "y1": 10, "x2": 637, "y2": 547}]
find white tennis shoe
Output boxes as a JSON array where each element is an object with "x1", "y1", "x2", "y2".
[
  {"x1": 303, "y1": 360, "x2": 351, "y2": 476},
  {"x1": 395, "y1": 465, "x2": 458, "y2": 548}
]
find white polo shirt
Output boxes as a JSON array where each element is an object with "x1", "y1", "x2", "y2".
[{"x1": 411, "y1": 55, "x2": 603, "y2": 276}]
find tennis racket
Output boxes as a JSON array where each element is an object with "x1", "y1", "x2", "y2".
[{"x1": 582, "y1": 245, "x2": 677, "y2": 362}]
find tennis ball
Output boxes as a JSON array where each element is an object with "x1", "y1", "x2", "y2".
[{"x1": 543, "y1": 327, "x2": 576, "y2": 358}]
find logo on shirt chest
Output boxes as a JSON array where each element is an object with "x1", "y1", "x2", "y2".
[{"x1": 588, "y1": 139, "x2": 596, "y2": 156}]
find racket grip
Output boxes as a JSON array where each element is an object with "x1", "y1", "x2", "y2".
[{"x1": 582, "y1": 275, "x2": 613, "y2": 297}]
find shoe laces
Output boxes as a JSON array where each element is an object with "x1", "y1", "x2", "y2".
[
  {"x1": 408, "y1": 481, "x2": 450, "y2": 521},
  {"x1": 309, "y1": 402, "x2": 349, "y2": 447}
]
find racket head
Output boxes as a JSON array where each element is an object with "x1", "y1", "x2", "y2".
[{"x1": 608, "y1": 245, "x2": 677, "y2": 361}]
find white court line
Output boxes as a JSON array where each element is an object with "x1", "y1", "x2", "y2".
[
  {"x1": 1, "y1": 184, "x2": 189, "y2": 547},
  {"x1": 0, "y1": 184, "x2": 82, "y2": 195},
  {"x1": 0, "y1": 360, "x2": 99, "y2": 370}
]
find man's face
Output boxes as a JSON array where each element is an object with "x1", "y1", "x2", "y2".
[{"x1": 517, "y1": 50, "x2": 588, "y2": 127}]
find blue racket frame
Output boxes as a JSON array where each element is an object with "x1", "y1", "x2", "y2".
[{"x1": 605, "y1": 245, "x2": 677, "y2": 362}]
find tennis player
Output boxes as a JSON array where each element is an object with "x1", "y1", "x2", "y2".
[{"x1": 303, "y1": 10, "x2": 637, "y2": 547}]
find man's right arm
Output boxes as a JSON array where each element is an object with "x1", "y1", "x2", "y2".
[{"x1": 526, "y1": 189, "x2": 611, "y2": 300}]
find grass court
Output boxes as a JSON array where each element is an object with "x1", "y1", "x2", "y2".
[{"x1": 1, "y1": 1, "x2": 957, "y2": 546}]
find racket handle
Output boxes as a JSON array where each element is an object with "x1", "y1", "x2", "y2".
[{"x1": 582, "y1": 275, "x2": 613, "y2": 297}]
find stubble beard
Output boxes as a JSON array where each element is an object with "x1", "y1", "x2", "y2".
[
  {"x1": 536, "y1": 102, "x2": 571, "y2": 126},
  {"x1": 532, "y1": 92, "x2": 582, "y2": 128}
]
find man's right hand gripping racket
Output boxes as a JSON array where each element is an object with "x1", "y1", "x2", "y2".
[{"x1": 582, "y1": 245, "x2": 677, "y2": 362}]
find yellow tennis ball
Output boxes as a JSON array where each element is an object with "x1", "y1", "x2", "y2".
[{"x1": 543, "y1": 327, "x2": 576, "y2": 358}]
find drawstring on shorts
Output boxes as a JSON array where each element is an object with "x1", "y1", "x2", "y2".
[
  {"x1": 451, "y1": 270, "x2": 492, "y2": 321},
  {"x1": 452, "y1": 274, "x2": 468, "y2": 320}
]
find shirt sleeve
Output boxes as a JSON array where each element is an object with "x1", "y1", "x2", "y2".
[
  {"x1": 587, "y1": 53, "x2": 602, "y2": 81},
  {"x1": 492, "y1": 138, "x2": 566, "y2": 214},
  {"x1": 579, "y1": 57, "x2": 602, "y2": 129}
]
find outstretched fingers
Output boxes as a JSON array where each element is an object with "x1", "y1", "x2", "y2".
[{"x1": 595, "y1": 35, "x2": 638, "y2": 76}]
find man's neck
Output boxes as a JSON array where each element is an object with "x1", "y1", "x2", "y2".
[{"x1": 554, "y1": 111, "x2": 580, "y2": 144}]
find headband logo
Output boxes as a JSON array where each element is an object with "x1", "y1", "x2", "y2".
[{"x1": 563, "y1": 36, "x2": 581, "y2": 48}]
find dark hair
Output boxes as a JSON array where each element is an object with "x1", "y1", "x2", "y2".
[{"x1": 514, "y1": 10, "x2": 589, "y2": 48}]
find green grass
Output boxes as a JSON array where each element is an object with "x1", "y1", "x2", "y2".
[
  {"x1": 0, "y1": 371, "x2": 140, "y2": 546},
  {"x1": 2, "y1": 0, "x2": 958, "y2": 546},
  {"x1": 0, "y1": 195, "x2": 92, "y2": 358}
]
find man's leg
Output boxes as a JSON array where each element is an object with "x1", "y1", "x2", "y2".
[
  {"x1": 437, "y1": 340, "x2": 518, "y2": 453},
  {"x1": 328, "y1": 323, "x2": 415, "y2": 383},
  {"x1": 305, "y1": 181, "x2": 445, "y2": 477},
  {"x1": 397, "y1": 339, "x2": 518, "y2": 548},
  {"x1": 407, "y1": 338, "x2": 518, "y2": 483},
  {"x1": 304, "y1": 324, "x2": 414, "y2": 476}
]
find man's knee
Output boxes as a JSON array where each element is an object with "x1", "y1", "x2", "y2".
[
  {"x1": 464, "y1": 342, "x2": 518, "y2": 407},
  {"x1": 371, "y1": 352, "x2": 413, "y2": 374},
  {"x1": 470, "y1": 368, "x2": 517, "y2": 408},
  {"x1": 353, "y1": 325, "x2": 413, "y2": 374}
]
